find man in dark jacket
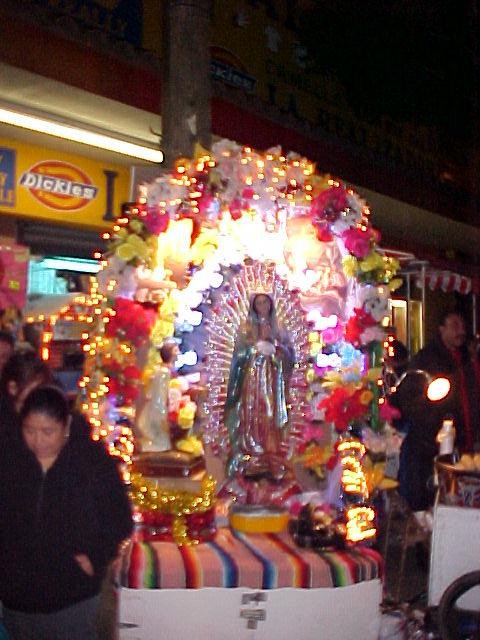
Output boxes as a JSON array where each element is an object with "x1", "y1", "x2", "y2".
[{"x1": 396, "y1": 310, "x2": 480, "y2": 511}]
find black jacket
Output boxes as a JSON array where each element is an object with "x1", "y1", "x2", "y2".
[
  {"x1": 407, "y1": 340, "x2": 479, "y2": 453},
  {"x1": 0, "y1": 435, "x2": 133, "y2": 613},
  {"x1": 395, "y1": 340, "x2": 480, "y2": 509}
]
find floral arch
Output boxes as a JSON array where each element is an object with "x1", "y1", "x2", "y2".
[{"x1": 80, "y1": 139, "x2": 400, "y2": 488}]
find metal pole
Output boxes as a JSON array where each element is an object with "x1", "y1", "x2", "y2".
[
  {"x1": 420, "y1": 263, "x2": 426, "y2": 348},
  {"x1": 405, "y1": 273, "x2": 411, "y2": 355},
  {"x1": 473, "y1": 292, "x2": 477, "y2": 335}
]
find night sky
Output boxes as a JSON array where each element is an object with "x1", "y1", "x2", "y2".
[{"x1": 297, "y1": 1, "x2": 477, "y2": 158}]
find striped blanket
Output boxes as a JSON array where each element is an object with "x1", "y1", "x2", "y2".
[{"x1": 121, "y1": 528, "x2": 382, "y2": 590}]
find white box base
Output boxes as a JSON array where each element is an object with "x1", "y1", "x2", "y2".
[
  {"x1": 119, "y1": 579, "x2": 382, "y2": 640},
  {"x1": 429, "y1": 504, "x2": 480, "y2": 608}
]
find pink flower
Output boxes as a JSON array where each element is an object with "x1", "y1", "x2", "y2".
[
  {"x1": 229, "y1": 198, "x2": 243, "y2": 220},
  {"x1": 321, "y1": 322, "x2": 344, "y2": 345},
  {"x1": 311, "y1": 185, "x2": 349, "y2": 221},
  {"x1": 379, "y1": 400, "x2": 401, "y2": 422},
  {"x1": 360, "y1": 326, "x2": 385, "y2": 345},
  {"x1": 314, "y1": 223, "x2": 333, "y2": 242},
  {"x1": 242, "y1": 187, "x2": 255, "y2": 200},
  {"x1": 341, "y1": 228, "x2": 373, "y2": 258},
  {"x1": 144, "y1": 208, "x2": 170, "y2": 235},
  {"x1": 302, "y1": 423, "x2": 326, "y2": 443}
]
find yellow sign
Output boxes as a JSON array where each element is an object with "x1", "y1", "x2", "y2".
[{"x1": 0, "y1": 137, "x2": 130, "y2": 229}]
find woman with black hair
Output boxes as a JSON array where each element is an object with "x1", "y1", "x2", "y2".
[
  {"x1": 0, "y1": 351, "x2": 54, "y2": 448},
  {"x1": 0, "y1": 385, "x2": 133, "y2": 640},
  {"x1": 0, "y1": 351, "x2": 90, "y2": 449}
]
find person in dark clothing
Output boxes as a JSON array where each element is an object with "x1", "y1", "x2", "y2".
[
  {"x1": 0, "y1": 385, "x2": 133, "y2": 640},
  {"x1": 0, "y1": 330, "x2": 14, "y2": 378},
  {"x1": 0, "y1": 352, "x2": 54, "y2": 448},
  {"x1": 0, "y1": 351, "x2": 91, "y2": 447},
  {"x1": 396, "y1": 311, "x2": 480, "y2": 511}
]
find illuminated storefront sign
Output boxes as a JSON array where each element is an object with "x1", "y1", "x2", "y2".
[
  {"x1": 20, "y1": 161, "x2": 98, "y2": 211},
  {"x1": 0, "y1": 137, "x2": 130, "y2": 228}
]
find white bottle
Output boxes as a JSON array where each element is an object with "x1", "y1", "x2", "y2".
[{"x1": 437, "y1": 417, "x2": 456, "y2": 456}]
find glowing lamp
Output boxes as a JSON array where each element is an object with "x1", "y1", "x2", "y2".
[
  {"x1": 426, "y1": 376, "x2": 451, "y2": 402},
  {"x1": 392, "y1": 369, "x2": 451, "y2": 402}
]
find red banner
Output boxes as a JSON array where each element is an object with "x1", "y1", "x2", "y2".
[{"x1": 0, "y1": 244, "x2": 29, "y2": 310}]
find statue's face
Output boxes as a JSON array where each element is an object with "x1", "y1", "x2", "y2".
[{"x1": 253, "y1": 294, "x2": 272, "y2": 319}]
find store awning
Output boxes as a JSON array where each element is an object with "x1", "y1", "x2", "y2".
[{"x1": 419, "y1": 270, "x2": 472, "y2": 295}]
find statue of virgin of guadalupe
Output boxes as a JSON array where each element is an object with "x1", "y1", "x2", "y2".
[{"x1": 224, "y1": 292, "x2": 295, "y2": 482}]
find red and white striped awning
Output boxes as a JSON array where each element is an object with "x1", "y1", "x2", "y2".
[{"x1": 417, "y1": 270, "x2": 472, "y2": 295}]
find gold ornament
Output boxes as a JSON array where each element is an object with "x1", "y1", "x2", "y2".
[{"x1": 130, "y1": 473, "x2": 216, "y2": 546}]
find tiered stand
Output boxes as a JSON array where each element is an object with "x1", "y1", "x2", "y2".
[{"x1": 78, "y1": 140, "x2": 401, "y2": 639}]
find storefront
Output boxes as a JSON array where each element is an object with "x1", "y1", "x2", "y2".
[
  {"x1": 0, "y1": 134, "x2": 132, "y2": 296},
  {"x1": 0, "y1": 135, "x2": 133, "y2": 385}
]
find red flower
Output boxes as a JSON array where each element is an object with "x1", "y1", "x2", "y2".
[
  {"x1": 106, "y1": 377, "x2": 120, "y2": 396},
  {"x1": 123, "y1": 365, "x2": 142, "y2": 380},
  {"x1": 342, "y1": 227, "x2": 379, "y2": 258},
  {"x1": 379, "y1": 400, "x2": 401, "y2": 422},
  {"x1": 311, "y1": 185, "x2": 349, "y2": 222},
  {"x1": 242, "y1": 187, "x2": 255, "y2": 200},
  {"x1": 229, "y1": 198, "x2": 243, "y2": 220},
  {"x1": 318, "y1": 387, "x2": 369, "y2": 432},
  {"x1": 345, "y1": 308, "x2": 377, "y2": 347},
  {"x1": 122, "y1": 383, "x2": 139, "y2": 404},
  {"x1": 314, "y1": 222, "x2": 333, "y2": 242},
  {"x1": 106, "y1": 375, "x2": 140, "y2": 406},
  {"x1": 106, "y1": 298, "x2": 156, "y2": 347},
  {"x1": 144, "y1": 207, "x2": 170, "y2": 235},
  {"x1": 326, "y1": 453, "x2": 338, "y2": 471}
]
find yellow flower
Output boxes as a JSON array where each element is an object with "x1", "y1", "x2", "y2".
[
  {"x1": 310, "y1": 343, "x2": 321, "y2": 357},
  {"x1": 115, "y1": 233, "x2": 150, "y2": 263},
  {"x1": 129, "y1": 219, "x2": 143, "y2": 234},
  {"x1": 366, "y1": 367, "x2": 383, "y2": 381},
  {"x1": 158, "y1": 296, "x2": 177, "y2": 324},
  {"x1": 321, "y1": 370, "x2": 344, "y2": 388},
  {"x1": 177, "y1": 417, "x2": 194, "y2": 430},
  {"x1": 154, "y1": 319, "x2": 174, "y2": 339},
  {"x1": 342, "y1": 255, "x2": 358, "y2": 278},
  {"x1": 306, "y1": 174, "x2": 331, "y2": 197},
  {"x1": 388, "y1": 277, "x2": 403, "y2": 292},
  {"x1": 151, "y1": 318, "x2": 174, "y2": 345},
  {"x1": 178, "y1": 401, "x2": 197, "y2": 428},
  {"x1": 294, "y1": 442, "x2": 335, "y2": 478},
  {"x1": 359, "y1": 251, "x2": 384, "y2": 272},
  {"x1": 190, "y1": 229, "x2": 219, "y2": 266},
  {"x1": 359, "y1": 389, "x2": 374, "y2": 405},
  {"x1": 387, "y1": 257, "x2": 400, "y2": 273},
  {"x1": 364, "y1": 456, "x2": 386, "y2": 493},
  {"x1": 176, "y1": 436, "x2": 204, "y2": 457},
  {"x1": 168, "y1": 376, "x2": 188, "y2": 393},
  {"x1": 114, "y1": 228, "x2": 128, "y2": 240}
]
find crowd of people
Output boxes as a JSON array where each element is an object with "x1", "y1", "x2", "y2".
[{"x1": 0, "y1": 339, "x2": 133, "y2": 640}]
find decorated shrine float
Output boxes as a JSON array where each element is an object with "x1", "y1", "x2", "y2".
[{"x1": 79, "y1": 139, "x2": 401, "y2": 548}]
